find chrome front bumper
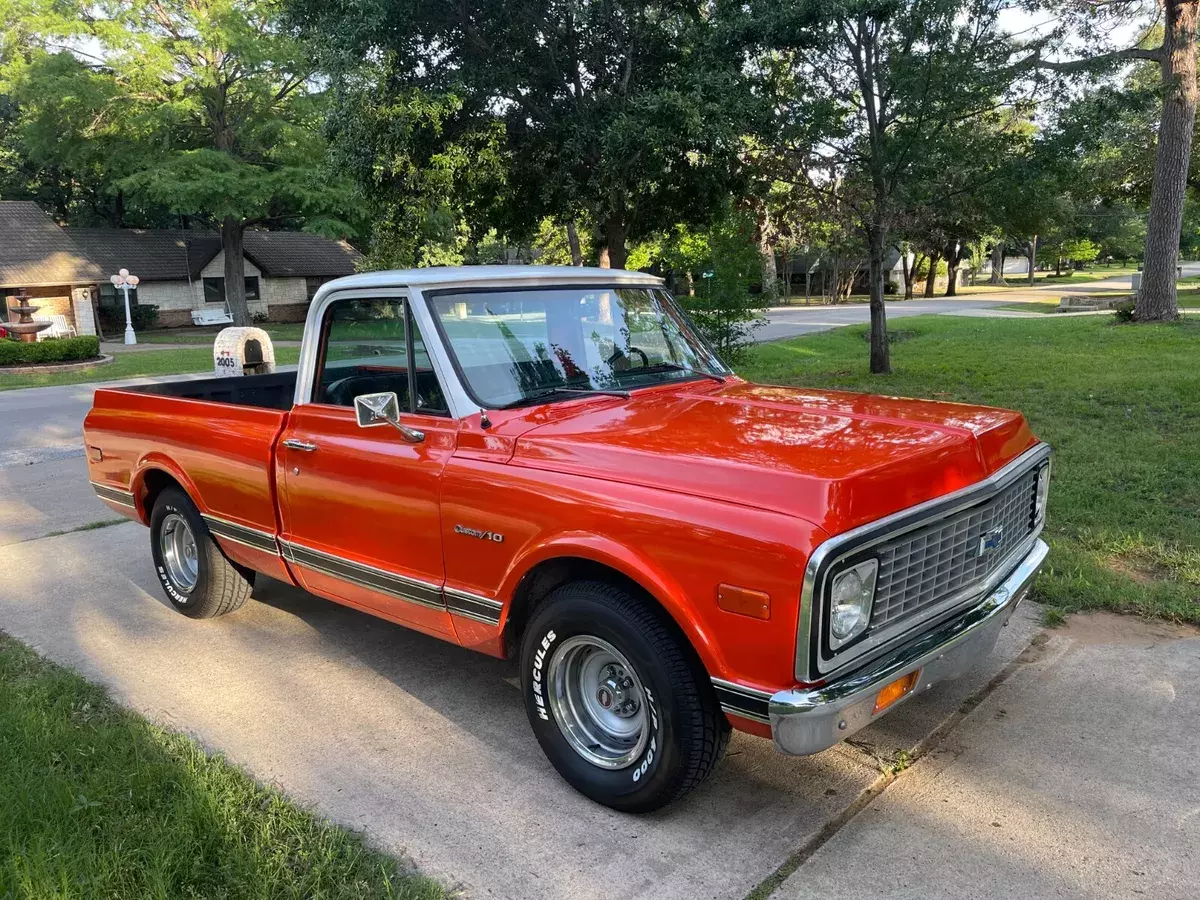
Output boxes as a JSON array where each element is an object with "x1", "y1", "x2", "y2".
[{"x1": 769, "y1": 538, "x2": 1049, "y2": 756}]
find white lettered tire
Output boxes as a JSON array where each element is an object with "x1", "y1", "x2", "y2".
[
  {"x1": 520, "y1": 580, "x2": 729, "y2": 812},
  {"x1": 149, "y1": 487, "x2": 252, "y2": 619}
]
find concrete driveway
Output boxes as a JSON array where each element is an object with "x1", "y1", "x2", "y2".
[{"x1": 0, "y1": 520, "x2": 1040, "y2": 899}]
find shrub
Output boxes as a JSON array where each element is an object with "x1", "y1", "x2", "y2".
[
  {"x1": 98, "y1": 303, "x2": 159, "y2": 334},
  {"x1": 1113, "y1": 300, "x2": 1137, "y2": 323},
  {"x1": 884, "y1": 279, "x2": 900, "y2": 295},
  {"x1": 0, "y1": 335, "x2": 101, "y2": 366}
]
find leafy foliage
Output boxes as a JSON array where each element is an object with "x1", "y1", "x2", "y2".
[
  {"x1": 290, "y1": 0, "x2": 761, "y2": 268},
  {"x1": 664, "y1": 209, "x2": 767, "y2": 363}
]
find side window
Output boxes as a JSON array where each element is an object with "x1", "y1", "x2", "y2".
[{"x1": 312, "y1": 297, "x2": 448, "y2": 416}]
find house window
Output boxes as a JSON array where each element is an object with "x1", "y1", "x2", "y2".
[
  {"x1": 203, "y1": 277, "x2": 225, "y2": 303},
  {"x1": 99, "y1": 283, "x2": 138, "y2": 307},
  {"x1": 306, "y1": 276, "x2": 332, "y2": 300},
  {"x1": 204, "y1": 277, "x2": 260, "y2": 303}
]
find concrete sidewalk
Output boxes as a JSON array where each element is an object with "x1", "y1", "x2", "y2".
[{"x1": 770, "y1": 613, "x2": 1200, "y2": 900}]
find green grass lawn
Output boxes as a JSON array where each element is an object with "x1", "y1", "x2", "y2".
[
  {"x1": 136, "y1": 324, "x2": 307, "y2": 344},
  {"x1": 0, "y1": 633, "x2": 444, "y2": 899},
  {"x1": 738, "y1": 314, "x2": 1200, "y2": 625},
  {"x1": 0, "y1": 347, "x2": 302, "y2": 391}
]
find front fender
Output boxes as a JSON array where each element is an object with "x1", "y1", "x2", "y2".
[{"x1": 496, "y1": 530, "x2": 731, "y2": 677}]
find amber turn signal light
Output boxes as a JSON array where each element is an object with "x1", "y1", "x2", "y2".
[
  {"x1": 873, "y1": 670, "x2": 919, "y2": 715},
  {"x1": 716, "y1": 584, "x2": 771, "y2": 620}
]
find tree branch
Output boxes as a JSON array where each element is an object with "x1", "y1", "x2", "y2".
[{"x1": 1017, "y1": 44, "x2": 1163, "y2": 74}]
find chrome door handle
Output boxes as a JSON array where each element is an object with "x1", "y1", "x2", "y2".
[{"x1": 282, "y1": 439, "x2": 318, "y2": 452}]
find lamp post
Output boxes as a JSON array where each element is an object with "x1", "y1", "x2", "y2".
[{"x1": 111, "y1": 268, "x2": 140, "y2": 345}]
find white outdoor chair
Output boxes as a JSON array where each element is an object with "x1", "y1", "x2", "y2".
[
  {"x1": 33, "y1": 315, "x2": 77, "y2": 341},
  {"x1": 191, "y1": 304, "x2": 234, "y2": 326}
]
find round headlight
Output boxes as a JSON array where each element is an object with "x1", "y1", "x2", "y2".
[{"x1": 829, "y1": 559, "x2": 879, "y2": 647}]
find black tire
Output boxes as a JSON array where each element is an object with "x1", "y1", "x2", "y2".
[
  {"x1": 149, "y1": 487, "x2": 252, "y2": 619},
  {"x1": 520, "y1": 580, "x2": 730, "y2": 812}
]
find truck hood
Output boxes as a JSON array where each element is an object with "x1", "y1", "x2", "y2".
[{"x1": 510, "y1": 381, "x2": 1036, "y2": 534}]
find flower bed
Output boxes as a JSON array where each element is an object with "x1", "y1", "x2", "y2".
[{"x1": 0, "y1": 335, "x2": 102, "y2": 367}]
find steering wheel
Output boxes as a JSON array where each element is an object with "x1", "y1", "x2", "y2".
[{"x1": 607, "y1": 346, "x2": 650, "y2": 370}]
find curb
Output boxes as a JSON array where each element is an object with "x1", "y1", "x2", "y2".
[{"x1": 0, "y1": 353, "x2": 115, "y2": 376}]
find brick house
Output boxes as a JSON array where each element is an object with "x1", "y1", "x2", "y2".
[
  {"x1": 1, "y1": 201, "x2": 361, "y2": 333},
  {"x1": 0, "y1": 201, "x2": 104, "y2": 335}
]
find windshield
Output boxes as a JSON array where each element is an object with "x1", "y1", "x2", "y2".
[{"x1": 428, "y1": 285, "x2": 729, "y2": 408}]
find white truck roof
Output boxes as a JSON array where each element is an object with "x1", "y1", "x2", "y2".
[{"x1": 314, "y1": 265, "x2": 664, "y2": 297}]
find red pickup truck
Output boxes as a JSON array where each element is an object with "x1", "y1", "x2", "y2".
[{"x1": 84, "y1": 266, "x2": 1051, "y2": 811}]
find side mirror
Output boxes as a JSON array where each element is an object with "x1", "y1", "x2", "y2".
[{"x1": 353, "y1": 391, "x2": 425, "y2": 443}]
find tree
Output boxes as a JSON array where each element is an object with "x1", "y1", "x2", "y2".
[
  {"x1": 6, "y1": 0, "x2": 352, "y2": 325},
  {"x1": 659, "y1": 208, "x2": 767, "y2": 362},
  {"x1": 760, "y1": 0, "x2": 1022, "y2": 373},
  {"x1": 290, "y1": 0, "x2": 759, "y2": 270},
  {"x1": 1019, "y1": 3, "x2": 1192, "y2": 320}
]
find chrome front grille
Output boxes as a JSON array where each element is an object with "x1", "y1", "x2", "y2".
[{"x1": 869, "y1": 469, "x2": 1039, "y2": 628}]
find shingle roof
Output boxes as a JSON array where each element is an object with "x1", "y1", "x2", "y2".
[
  {"x1": 241, "y1": 231, "x2": 361, "y2": 278},
  {"x1": 0, "y1": 201, "x2": 104, "y2": 288},
  {"x1": 66, "y1": 228, "x2": 222, "y2": 281},
  {"x1": 1, "y1": 205, "x2": 362, "y2": 286},
  {"x1": 65, "y1": 227, "x2": 361, "y2": 281}
]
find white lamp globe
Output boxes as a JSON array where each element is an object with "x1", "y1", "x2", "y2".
[
  {"x1": 119, "y1": 268, "x2": 129, "y2": 277},
  {"x1": 110, "y1": 274, "x2": 122, "y2": 286},
  {"x1": 127, "y1": 275, "x2": 140, "y2": 286}
]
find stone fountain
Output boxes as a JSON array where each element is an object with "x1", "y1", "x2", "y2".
[{"x1": 5, "y1": 298, "x2": 52, "y2": 343}]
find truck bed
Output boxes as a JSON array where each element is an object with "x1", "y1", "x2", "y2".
[{"x1": 122, "y1": 371, "x2": 298, "y2": 411}]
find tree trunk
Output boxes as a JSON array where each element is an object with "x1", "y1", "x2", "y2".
[
  {"x1": 602, "y1": 216, "x2": 628, "y2": 270},
  {"x1": 867, "y1": 224, "x2": 891, "y2": 374},
  {"x1": 566, "y1": 222, "x2": 583, "y2": 266},
  {"x1": 757, "y1": 208, "x2": 778, "y2": 303},
  {"x1": 924, "y1": 251, "x2": 940, "y2": 297},
  {"x1": 222, "y1": 216, "x2": 250, "y2": 326},
  {"x1": 1054, "y1": 254, "x2": 1062, "y2": 278},
  {"x1": 1137, "y1": 0, "x2": 1197, "y2": 320},
  {"x1": 944, "y1": 241, "x2": 962, "y2": 297},
  {"x1": 760, "y1": 242, "x2": 778, "y2": 304},
  {"x1": 1027, "y1": 236, "x2": 1037, "y2": 285},
  {"x1": 989, "y1": 239, "x2": 1005, "y2": 285}
]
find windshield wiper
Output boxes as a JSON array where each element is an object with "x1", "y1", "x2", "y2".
[
  {"x1": 646, "y1": 363, "x2": 728, "y2": 384},
  {"x1": 496, "y1": 386, "x2": 632, "y2": 409}
]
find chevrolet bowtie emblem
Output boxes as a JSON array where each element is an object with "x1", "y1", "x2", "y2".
[{"x1": 978, "y1": 527, "x2": 1004, "y2": 556}]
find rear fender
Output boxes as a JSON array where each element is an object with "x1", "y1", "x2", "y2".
[{"x1": 130, "y1": 453, "x2": 206, "y2": 524}]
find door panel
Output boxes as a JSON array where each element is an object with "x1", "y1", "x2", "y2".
[
  {"x1": 278, "y1": 404, "x2": 457, "y2": 636},
  {"x1": 276, "y1": 294, "x2": 458, "y2": 637}
]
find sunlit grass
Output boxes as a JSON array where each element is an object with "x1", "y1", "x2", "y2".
[
  {"x1": 0, "y1": 633, "x2": 446, "y2": 899},
  {"x1": 739, "y1": 314, "x2": 1200, "y2": 624}
]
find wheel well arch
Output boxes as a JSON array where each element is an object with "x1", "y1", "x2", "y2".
[
  {"x1": 136, "y1": 467, "x2": 187, "y2": 521},
  {"x1": 501, "y1": 556, "x2": 720, "y2": 677}
]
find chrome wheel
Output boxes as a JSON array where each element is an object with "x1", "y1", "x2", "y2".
[
  {"x1": 159, "y1": 512, "x2": 199, "y2": 594},
  {"x1": 547, "y1": 635, "x2": 649, "y2": 769}
]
